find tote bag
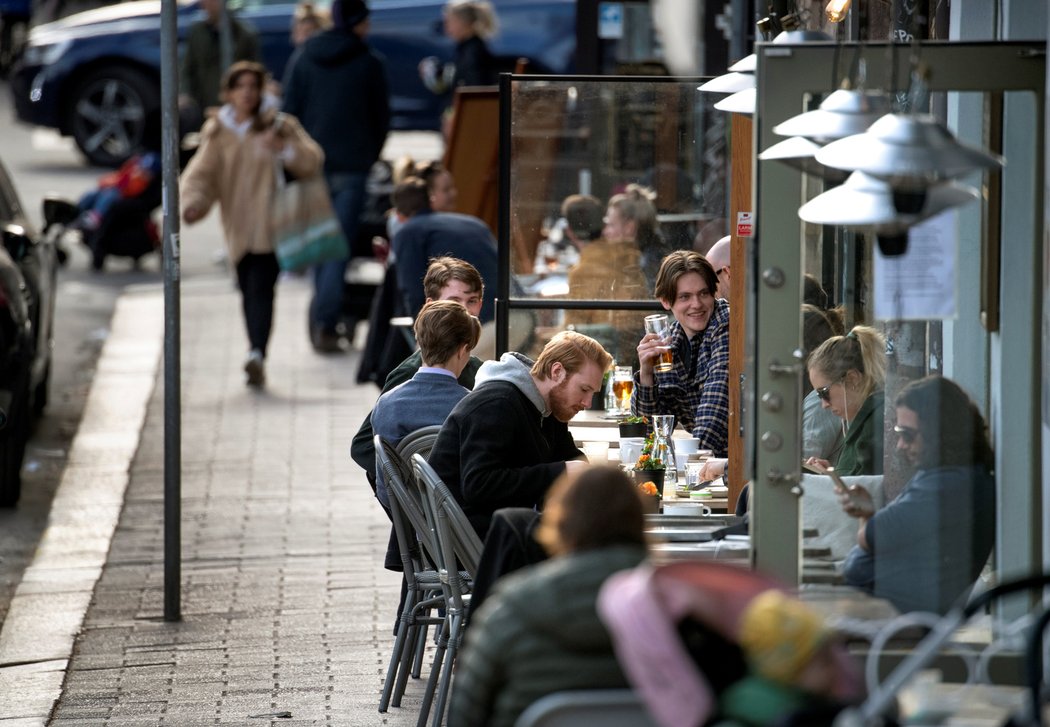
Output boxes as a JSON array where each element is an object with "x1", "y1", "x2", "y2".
[{"x1": 271, "y1": 165, "x2": 349, "y2": 273}]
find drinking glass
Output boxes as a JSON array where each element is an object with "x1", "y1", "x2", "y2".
[
  {"x1": 612, "y1": 366, "x2": 633, "y2": 414},
  {"x1": 643, "y1": 314, "x2": 673, "y2": 372}
]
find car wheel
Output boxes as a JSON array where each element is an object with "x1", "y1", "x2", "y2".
[
  {"x1": 0, "y1": 380, "x2": 29, "y2": 508},
  {"x1": 69, "y1": 67, "x2": 157, "y2": 167}
]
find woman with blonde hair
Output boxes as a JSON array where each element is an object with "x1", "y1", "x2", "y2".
[
  {"x1": 805, "y1": 325, "x2": 887, "y2": 476},
  {"x1": 420, "y1": 0, "x2": 500, "y2": 96},
  {"x1": 181, "y1": 61, "x2": 324, "y2": 387},
  {"x1": 605, "y1": 183, "x2": 670, "y2": 288}
]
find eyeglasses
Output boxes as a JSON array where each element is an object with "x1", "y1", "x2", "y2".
[
  {"x1": 893, "y1": 425, "x2": 919, "y2": 444},
  {"x1": 716, "y1": 267, "x2": 729, "y2": 277},
  {"x1": 815, "y1": 384, "x2": 834, "y2": 403}
]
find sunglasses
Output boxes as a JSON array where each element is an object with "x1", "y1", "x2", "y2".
[
  {"x1": 893, "y1": 425, "x2": 919, "y2": 444},
  {"x1": 815, "y1": 383, "x2": 835, "y2": 403}
]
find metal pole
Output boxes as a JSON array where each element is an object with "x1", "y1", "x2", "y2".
[{"x1": 160, "y1": 0, "x2": 182, "y2": 622}]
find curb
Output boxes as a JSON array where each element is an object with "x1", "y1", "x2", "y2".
[{"x1": 0, "y1": 288, "x2": 164, "y2": 725}]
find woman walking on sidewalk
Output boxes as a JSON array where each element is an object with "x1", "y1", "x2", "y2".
[{"x1": 181, "y1": 61, "x2": 323, "y2": 387}]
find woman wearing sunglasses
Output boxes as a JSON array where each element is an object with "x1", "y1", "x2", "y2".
[
  {"x1": 839, "y1": 376, "x2": 996, "y2": 613},
  {"x1": 804, "y1": 326, "x2": 887, "y2": 476}
]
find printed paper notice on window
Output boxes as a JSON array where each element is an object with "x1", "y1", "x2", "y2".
[{"x1": 874, "y1": 210, "x2": 957, "y2": 321}]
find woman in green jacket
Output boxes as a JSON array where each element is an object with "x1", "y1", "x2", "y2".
[
  {"x1": 447, "y1": 466, "x2": 648, "y2": 727},
  {"x1": 804, "y1": 325, "x2": 887, "y2": 476}
]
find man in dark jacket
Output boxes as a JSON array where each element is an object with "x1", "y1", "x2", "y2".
[
  {"x1": 390, "y1": 178, "x2": 498, "y2": 323},
  {"x1": 427, "y1": 331, "x2": 612, "y2": 538},
  {"x1": 283, "y1": 0, "x2": 391, "y2": 353}
]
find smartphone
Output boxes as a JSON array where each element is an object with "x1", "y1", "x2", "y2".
[{"x1": 802, "y1": 460, "x2": 847, "y2": 493}]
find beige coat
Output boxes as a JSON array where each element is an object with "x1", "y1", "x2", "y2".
[{"x1": 180, "y1": 110, "x2": 324, "y2": 263}]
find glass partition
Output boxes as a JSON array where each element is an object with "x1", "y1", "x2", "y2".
[
  {"x1": 498, "y1": 75, "x2": 729, "y2": 364},
  {"x1": 754, "y1": 42, "x2": 1045, "y2": 625}
]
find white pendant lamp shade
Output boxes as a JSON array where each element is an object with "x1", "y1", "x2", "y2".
[
  {"x1": 698, "y1": 72, "x2": 755, "y2": 94},
  {"x1": 815, "y1": 113, "x2": 1005, "y2": 183},
  {"x1": 729, "y1": 54, "x2": 756, "y2": 73},
  {"x1": 773, "y1": 89, "x2": 891, "y2": 143},
  {"x1": 798, "y1": 171, "x2": 979, "y2": 228},
  {"x1": 715, "y1": 87, "x2": 755, "y2": 115},
  {"x1": 758, "y1": 136, "x2": 850, "y2": 182}
]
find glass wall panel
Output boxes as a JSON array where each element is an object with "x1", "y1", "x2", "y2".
[{"x1": 501, "y1": 75, "x2": 728, "y2": 365}]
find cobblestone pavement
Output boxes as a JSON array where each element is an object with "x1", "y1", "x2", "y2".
[{"x1": 1, "y1": 277, "x2": 430, "y2": 726}]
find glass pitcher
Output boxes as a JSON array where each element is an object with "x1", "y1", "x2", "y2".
[{"x1": 650, "y1": 414, "x2": 677, "y2": 495}]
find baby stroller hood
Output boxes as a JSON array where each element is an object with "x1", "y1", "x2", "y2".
[{"x1": 597, "y1": 562, "x2": 863, "y2": 727}]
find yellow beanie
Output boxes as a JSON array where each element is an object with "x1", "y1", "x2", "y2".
[{"x1": 738, "y1": 589, "x2": 829, "y2": 685}]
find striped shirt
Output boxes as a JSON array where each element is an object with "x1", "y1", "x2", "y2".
[{"x1": 632, "y1": 298, "x2": 730, "y2": 456}]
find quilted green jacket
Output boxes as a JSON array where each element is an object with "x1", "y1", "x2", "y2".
[{"x1": 446, "y1": 544, "x2": 647, "y2": 727}]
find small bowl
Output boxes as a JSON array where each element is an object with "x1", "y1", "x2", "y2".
[{"x1": 675, "y1": 437, "x2": 701, "y2": 454}]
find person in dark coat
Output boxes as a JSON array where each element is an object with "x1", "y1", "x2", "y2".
[
  {"x1": 282, "y1": 0, "x2": 390, "y2": 353},
  {"x1": 419, "y1": 0, "x2": 499, "y2": 98},
  {"x1": 427, "y1": 331, "x2": 612, "y2": 538},
  {"x1": 390, "y1": 178, "x2": 498, "y2": 324}
]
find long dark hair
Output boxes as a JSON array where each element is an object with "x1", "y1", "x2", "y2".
[{"x1": 895, "y1": 375, "x2": 994, "y2": 471}]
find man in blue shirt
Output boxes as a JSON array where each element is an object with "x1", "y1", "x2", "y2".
[
  {"x1": 371, "y1": 300, "x2": 481, "y2": 509},
  {"x1": 632, "y1": 250, "x2": 730, "y2": 457}
]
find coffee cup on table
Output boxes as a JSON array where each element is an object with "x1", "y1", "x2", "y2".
[
  {"x1": 676, "y1": 438, "x2": 701, "y2": 454},
  {"x1": 619, "y1": 437, "x2": 644, "y2": 464}
]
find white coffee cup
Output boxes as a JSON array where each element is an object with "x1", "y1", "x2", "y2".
[
  {"x1": 619, "y1": 437, "x2": 644, "y2": 464},
  {"x1": 676, "y1": 437, "x2": 701, "y2": 454}
]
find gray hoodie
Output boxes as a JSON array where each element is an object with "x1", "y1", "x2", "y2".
[{"x1": 474, "y1": 352, "x2": 550, "y2": 417}]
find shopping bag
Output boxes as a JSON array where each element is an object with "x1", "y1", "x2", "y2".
[{"x1": 271, "y1": 171, "x2": 349, "y2": 272}]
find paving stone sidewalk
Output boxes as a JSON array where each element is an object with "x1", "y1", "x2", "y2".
[{"x1": 46, "y1": 277, "x2": 426, "y2": 725}]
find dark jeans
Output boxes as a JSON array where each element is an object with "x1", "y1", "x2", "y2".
[
  {"x1": 235, "y1": 252, "x2": 280, "y2": 355},
  {"x1": 309, "y1": 171, "x2": 367, "y2": 331}
]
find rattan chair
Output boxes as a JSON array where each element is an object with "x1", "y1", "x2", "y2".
[
  {"x1": 375, "y1": 437, "x2": 444, "y2": 713},
  {"x1": 411, "y1": 453, "x2": 483, "y2": 727},
  {"x1": 396, "y1": 424, "x2": 442, "y2": 463}
]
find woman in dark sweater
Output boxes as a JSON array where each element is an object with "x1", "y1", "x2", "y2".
[{"x1": 420, "y1": 0, "x2": 499, "y2": 96}]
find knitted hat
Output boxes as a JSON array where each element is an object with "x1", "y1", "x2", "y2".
[
  {"x1": 738, "y1": 590, "x2": 829, "y2": 685},
  {"x1": 332, "y1": 0, "x2": 369, "y2": 29}
]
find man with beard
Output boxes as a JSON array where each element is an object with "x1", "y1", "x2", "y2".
[
  {"x1": 632, "y1": 250, "x2": 730, "y2": 457},
  {"x1": 428, "y1": 331, "x2": 612, "y2": 538}
]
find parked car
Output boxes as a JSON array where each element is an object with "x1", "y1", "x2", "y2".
[
  {"x1": 10, "y1": 0, "x2": 575, "y2": 166},
  {"x1": 0, "y1": 157, "x2": 60, "y2": 506}
]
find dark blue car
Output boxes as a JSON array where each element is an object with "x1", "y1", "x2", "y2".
[{"x1": 10, "y1": 0, "x2": 575, "y2": 166}]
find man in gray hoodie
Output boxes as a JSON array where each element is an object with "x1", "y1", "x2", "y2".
[{"x1": 428, "y1": 331, "x2": 612, "y2": 538}]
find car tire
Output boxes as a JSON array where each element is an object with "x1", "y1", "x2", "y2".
[
  {"x1": 0, "y1": 380, "x2": 29, "y2": 508},
  {"x1": 69, "y1": 66, "x2": 157, "y2": 167}
]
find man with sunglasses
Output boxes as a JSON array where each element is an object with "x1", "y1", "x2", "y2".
[
  {"x1": 705, "y1": 235, "x2": 731, "y2": 300},
  {"x1": 838, "y1": 375, "x2": 996, "y2": 614}
]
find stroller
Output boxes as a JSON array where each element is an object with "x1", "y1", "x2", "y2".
[
  {"x1": 597, "y1": 562, "x2": 865, "y2": 727},
  {"x1": 72, "y1": 152, "x2": 162, "y2": 270}
]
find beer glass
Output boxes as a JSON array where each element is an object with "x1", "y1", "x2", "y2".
[
  {"x1": 644, "y1": 314, "x2": 673, "y2": 373},
  {"x1": 612, "y1": 366, "x2": 633, "y2": 414}
]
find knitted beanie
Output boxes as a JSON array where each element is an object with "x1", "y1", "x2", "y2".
[
  {"x1": 331, "y1": 0, "x2": 369, "y2": 29},
  {"x1": 738, "y1": 589, "x2": 829, "y2": 685}
]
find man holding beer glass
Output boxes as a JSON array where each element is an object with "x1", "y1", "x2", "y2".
[{"x1": 633, "y1": 250, "x2": 730, "y2": 457}]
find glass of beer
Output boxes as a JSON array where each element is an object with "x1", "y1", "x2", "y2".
[
  {"x1": 612, "y1": 366, "x2": 633, "y2": 414},
  {"x1": 644, "y1": 314, "x2": 673, "y2": 372}
]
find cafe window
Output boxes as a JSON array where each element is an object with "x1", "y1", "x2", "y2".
[
  {"x1": 751, "y1": 42, "x2": 1045, "y2": 626},
  {"x1": 496, "y1": 75, "x2": 729, "y2": 364}
]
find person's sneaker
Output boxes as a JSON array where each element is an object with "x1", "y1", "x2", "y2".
[
  {"x1": 244, "y1": 350, "x2": 265, "y2": 387},
  {"x1": 311, "y1": 329, "x2": 344, "y2": 354}
]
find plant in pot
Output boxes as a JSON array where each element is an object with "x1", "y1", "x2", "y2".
[
  {"x1": 632, "y1": 433, "x2": 666, "y2": 498},
  {"x1": 619, "y1": 414, "x2": 649, "y2": 438}
]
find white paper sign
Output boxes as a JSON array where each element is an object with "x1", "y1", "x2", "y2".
[
  {"x1": 598, "y1": 2, "x2": 624, "y2": 39},
  {"x1": 874, "y1": 210, "x2": 957, "y2": 321}
]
